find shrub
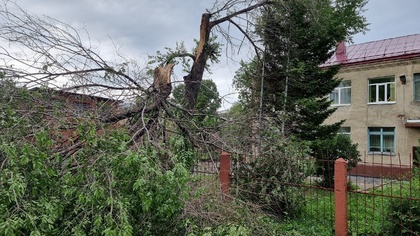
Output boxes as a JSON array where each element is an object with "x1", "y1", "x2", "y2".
[
  {"x1": 233, "y1": 130, "x2": 313, "y2": 218},
  {"x1": 313, "y1": 134, "x2": 360, "y2": 188},
  {"x1": 386, "y1": 171, "x2": 420, "y2": 235}
]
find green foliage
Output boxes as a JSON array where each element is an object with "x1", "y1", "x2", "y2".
[
  {"x1": 279, "y1": 174, "x2": 420, "y2": 235},
  {"x1": 198, "y1": 224, "x2": 250, "y2": 236},
  {"x1": 0, "y1": 118, "x2": 191, "y2": 235},
  {"x1": 414, "y1": 143, "x2": 420, "y2": 167},
  {"x1": 194, "y1": 35, "x2": 222, "y2": 68},
  {"x1": 233, "y1": 0, "x2": 368, "y2": 144},
  {"x1": 232, "y1": 59, "x2": 262, "y2": 110},
  {"x1": 313, "y1": 134, "x2": 360, "y2": 188},
  {"x1": 148, "y1": 36, "x2": 221, "y2": 75},
  {"x1": 148, "y1": 41, "x2": 193, "y2": 73},
  {"x1": 181, "y1": 177, "x2": 285, "y2": 236},
  {"x1": 173, "y1": 80, "x2": 221, "y2": 114},
  {"x1": 234, "y1": 130, "x2": 313, "y2": 218},
  {"x1": 172, "y1": 79, "x2": 222, "y2": 128},
  {"x1": 257, "y1": 0, "x2": 358, "y2": 140},
  {"x1": 385, "y1": 173, "x2": 420, "y2": 235}
]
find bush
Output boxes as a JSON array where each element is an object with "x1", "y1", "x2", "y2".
[
  {"x1": 313, "y1": 134, "x2": 360, "y2": 188},
  {"x1": 233, "y1": 130, "x2": 313, "y2": 218},
  {"x1": 386, "y1": 172, "x2": 420, "y2": 235}
]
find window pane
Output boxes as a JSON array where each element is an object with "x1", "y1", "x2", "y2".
[
  {"x1": 330, "y1": 89, "x2": 339, "y2": 104},
  {"x1": 340, "y1": 87, "x2": 351, "y2": 104},
  {"x1": 341, "y1": 80, "x2": 351, "y2": 87},
  {"x1": 369, "y1": 134, "x2": 381, "y2": 152},
  {"x1": 369, "y1": 77, "x2": 393, "y2": 84},
  {"x1": 369, "y1": 127, "x2": 381, "y2": 132},
  {"x1": 331, "y1": 80, "x2": 351, "y2": 105},
  {"x1": 415, "y1": 74, "x2": 420, "y2": 101},
  {"x1": 378, "y1": 84, "x2": 385, "y2": 101},
  {"x1": 369, "y1": 77, "x2": 395, "y2": 103},
  {"x1": 383, "y1": 134, "x2": 395, "y2": 152},
  {"x1": 369, "y1": 85, "x2": 376, "y2": 102},
  {"x1": 340, "y1": 127, "x2": 350, "y2": 133},
  {"x1": 339, "y1": 127, "x2": 350, "y2": 133},
  {"x1": 388, "y1": 83, "x2": 395, "y2": 101},
  {"x1": 368, "y1": 127, "x2": 395, "y2": 153},
  {"x1": 382, "y1": 127, "x2": 394, "y2": 132}
]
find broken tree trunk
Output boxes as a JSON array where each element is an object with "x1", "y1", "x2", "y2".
[
  {"x1": 183, "y1": 1, "x2": 271, "y2": 111},
  {"x1": 128, "y1": 63, "x2": 175, "y2": 140},
  {"x1": 184, "y1": 13, "x2": 212, "y2": 111}
]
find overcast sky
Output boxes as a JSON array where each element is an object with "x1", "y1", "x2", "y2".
[{"x1": 9, "y1": 0, "x2": 420, "y2": 109}]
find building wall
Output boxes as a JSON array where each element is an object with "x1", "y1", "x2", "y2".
[{"x1": 324, "y1": 57, "x2": 420, "y2": 166}]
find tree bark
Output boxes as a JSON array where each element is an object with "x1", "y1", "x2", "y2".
[
  {"x1": 184, "y1": 13, "x2": 211, "y2": 111},
  {"x1": 184, "y1": 1, "x2": 272, "y2": 110},
  {"x1": 128, "y1": 63, "x2": 174, "y2": 141}
]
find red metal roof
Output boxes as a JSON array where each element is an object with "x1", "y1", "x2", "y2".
[{"x1": 321, "y1": 34, "x2": 420, "y2": 67}]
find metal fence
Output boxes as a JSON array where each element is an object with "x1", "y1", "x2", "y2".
[
  {"x1": 192, "y1": 152, "x2": 420, "y2": 235},
  {"x1": 347, "y1": 154, "x2": 420, "y2": 235}
]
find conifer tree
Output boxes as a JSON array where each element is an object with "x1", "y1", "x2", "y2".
[{"x1": 255, "y1": 0, "x2": 368, "y2": 141}]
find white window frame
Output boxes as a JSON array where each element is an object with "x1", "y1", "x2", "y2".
[
  {"x1": 368, "y1": 77, "x2": 395, "y2": 104},
  {"x1": 330, "y1": 80, "x2": 351, "y2": 105},
  {"x1": 368, "y1": 127, "x2": 395, "y2": 155}
]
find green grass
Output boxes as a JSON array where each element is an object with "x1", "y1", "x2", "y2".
[
  {"x1": 275, "y1": 178, "x2": 420, "y2": 236},
  {"x1": 188, "y1": 173, "x2": 419, "y2": 235}
]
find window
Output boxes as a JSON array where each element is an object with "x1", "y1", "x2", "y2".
[
  {"x1": 368, "y1": 77, "x2": 395, "y2": 103},
  {"x1": 414, "y1": 73, "x2": 420, "y2": 101},
  {"x1": 338, "y1": 127, "x2": 351, "y2": 138},
  {"x1": 330, "y1": 80, "x2": 351, "y2": 105},
  {"x1": 368, "y1": 127, "x2": 395, "y2": 154}
]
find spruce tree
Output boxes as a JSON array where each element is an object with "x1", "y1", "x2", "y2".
[{"x1": 256, "y1": 0, "x2": 368, "y2": 141}]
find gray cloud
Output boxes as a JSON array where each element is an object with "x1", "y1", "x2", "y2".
[
  {"x1": 353, "y1": 0, "x2": 420, "y2": 43},
  {"x1": 10, "y1": 0, "x2": 420, "y2": 109}
]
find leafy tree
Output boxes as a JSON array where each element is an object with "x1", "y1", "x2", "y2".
[
  {"x1": 233, "y1": 59, "x2": 263, "y2": 111},
  {"x1": 233, "y1": 0, "x2": 367, "y2": 155},
  {"x1": 0, "y1": 0, "x2": 370, "y2": 231},
  {"x1": 172, "y1": 79, "x2": 221, "y2": 127}
]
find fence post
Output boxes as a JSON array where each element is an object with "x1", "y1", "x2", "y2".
[
  {"x1": 335, "y1": 158, "x2": 348, "y2": 236},
  {"x1": 220, "y1": 151, "x2": 231, "y2": 195}
]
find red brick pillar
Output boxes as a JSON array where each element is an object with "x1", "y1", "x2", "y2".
[
  {"x1": 220, "y1": 152, "x2": 231, "y2": 195},
  {"x1": 335, "y1": 158, "x2": 348, "y2": 236}
]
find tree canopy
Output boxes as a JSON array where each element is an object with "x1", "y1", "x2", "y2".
[
  {"x1": 235, "y1": 0, "x2": 368, "y2": 141},
  {"x1": 231, "y1": 0, "x2": 366, "y2": 190}
]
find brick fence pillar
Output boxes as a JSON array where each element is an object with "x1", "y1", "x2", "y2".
[
  {"x1": 335, "y1": 158, "x2": 348, "y2": 236},
  {"x1": 220, "y1": 152, "x2": 231, "y2": 195}
]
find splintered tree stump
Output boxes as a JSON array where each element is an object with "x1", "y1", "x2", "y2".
[{"x1": 153, "y1": 63, "x2": 174, "y2": 100}]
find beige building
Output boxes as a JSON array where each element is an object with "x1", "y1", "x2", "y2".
[{"x1": 322, "y1": 34, "x2": 420, "y2": 176}]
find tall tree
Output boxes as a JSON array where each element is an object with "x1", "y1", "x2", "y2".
[
  {"x1": 256, "y1": 0, "x2": 367, "y2": 140},
  {"x1": 229, "y1": 0, "x2": 367, "y2": 211}
]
